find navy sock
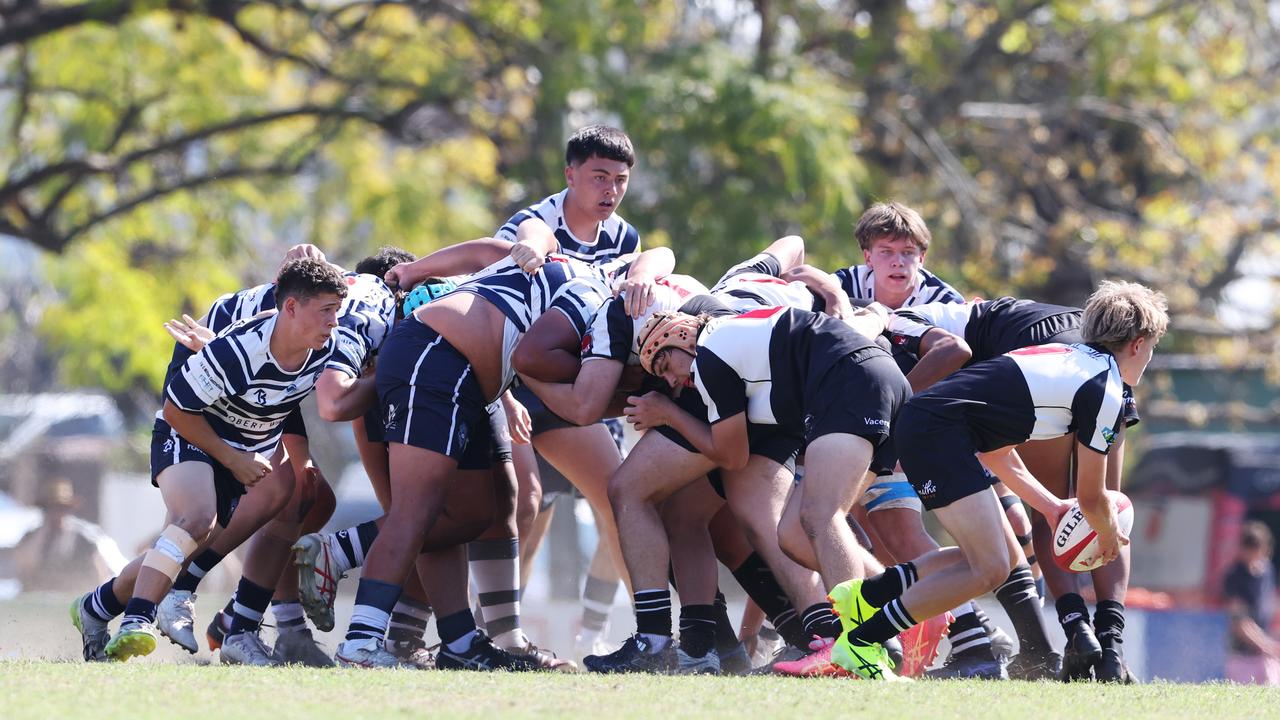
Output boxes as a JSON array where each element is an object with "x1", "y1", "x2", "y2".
[
  {"x1": 801, "y1": 602, "x2": 842, "y2": 640},
  {"x1": 345, "y1": 578, "x2": 402, "y2": 642},
  {"x1": 228, "y1": 578, "x2": 275, "y2": 635},
  {"x1": 122, "y1": 597, "x2": 158, "y2": 626},
  {"x1": 437, "y1": 608, "x2": 478, "y2": 646},
  {"x1": 771, "y1": 608, "x2": 808, "y2": 649},
  {"x1": 712, "y1": 592, "x2": 740, "y2": 653},
  {"x1": 172, "y1": 549, "x2": 224, "y2": 593},
  {"x1": 84, "y1": 578, "x2": 127, "y2": 622}
]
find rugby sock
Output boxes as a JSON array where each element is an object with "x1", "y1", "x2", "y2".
[
  {"x1": 1055, "y1": 592, "x2": 1091, "y2": 641},
  {"x1": 678, "y1": 604, "x2": 717, "y2": 658},
  {"x1": 730, "y1": 553, "x2": 795, "y2": 628},
  {"x1": 800, "y1": 602, "x2": 842, "y2": 641},
  {"x1": 581, "y1": 574, "x2": 620, "y2": 636},
  {"x1": 270, "y1": 600, "x2": 307, "y2": 632},
  {"x1": 847, "y1": 599, "x2": 917, "y2": 647},
  {"x1": 171, "y1": 549, "x2": 224, "y2": 593},
  {"x1": 634, "y1": 588, "x2": 673, "y2": 638},
  {"x1": 946, "y1": 610, "x2": 995, "y2": 659},
  {"x1": 121, "y1": 597, "x2": 158, "y2": 626},
  {"x1": 995, "y1": 564, "x2": 1052, "y2": 657},
  {"x1": 228, "y1": 578, "x2": 275, "y2": 635},
  {"x1": 468, "y1": 538, "x2": 525, "y2": 649},
  {"x1": 84, "y1": 578, "x2": 127, "y2": 622},
  {"x1": 1093, "y1": 600, "x2": 1126, "y2": 649},
  {"x1": 387, "y1": 597, "x2": 433, "y2": 646},
  {"x1": 346, "y1": 578, "x2": 402, "y2": 643},
  {"x1": 770, "y1": 608, "x2": 809, "y2": 649},
  {"x1": 859, "y1": 562, "x2": 918, "y2": 607},
  {"x1": 713, "y1": 592, "x2": 741, "y2": 653},
  {"x1": 330, "y1": 521, "x2": 379, "y2": 576},
  {"x1": 438, "y1": 608, "x2": 479, "y2": 653}
]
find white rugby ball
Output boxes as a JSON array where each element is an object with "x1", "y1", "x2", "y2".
[{"x1": 1052, "y1": 490, "x2": 1134, "y2": 573}]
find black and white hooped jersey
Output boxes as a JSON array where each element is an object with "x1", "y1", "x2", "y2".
[
  {"x1": 834, "y1": 265, "x2": 964, "y2": 307},
  {"x1": 710, "y1": 253, "x2": 818, "y2": 313},
  {"x1": 326, "y1": 273, "x2": 397, "y2": 377},
  {"x1": 165, "y1": 313, "x2": 335, "y2": 454},
  {"x1": 581, "y1": 274, "x2": 709, "y2": 365},
  {"x1": 889, "y1": 297, "x2": 1082, "y2": 364},
  {"x1": 909, "y1": 343, "x2": 1126, "y2": 454},
  {"x1": 693, "y1": 307, "x2": 883, "y2": 427},
  {"x1": 495, "y1": 189, "x2": 641, "y2": 265},
  {"x1": 453, "y1": 254, "x2": 622, "y2": 336}
]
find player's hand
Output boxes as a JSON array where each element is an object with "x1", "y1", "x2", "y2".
[
  {"x1": 617, "y1": 276, "x2": 658, "y2": 318},
  {"x1": 230, "y1": 451, "x2": 272, "y2": 487},
  {"x1": 511, "y1": 243, "x2": 545, "y2": 274},
  {"x1": 280, "y1": 244, "x2": 327, "y2": 270},
  {"x1": 164, "y1": 314, "x2": 215, "y2": 351},
  {"x1": 503, "y1": 394, "x2": 533, "y2": 445},
  {"x1": 384, "y1": 262, "x2": 414, "y2": 290},
  {"x1": 1092, "y1": 500, "x2": 1130, "y2": 565},
  {"x1": 624, "y1": 391, "x2": 673, "y2": 431}
]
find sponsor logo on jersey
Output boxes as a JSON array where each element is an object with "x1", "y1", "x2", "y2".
[
  {"x1": 919, "y1": 480, "x2": 937, "y2": 497},
  {"x1": 864, "y1": 417, "x2": 890, "y2": 428},
  {"x1": 255, "y1": 389, "x2": 268, "y2": 405},
  {"x1": 162, "y1": 438, "x2": 174, "y2": 454},
  {"x1": 384, "y1": 404, "x2": 398, "y2": 431},
  {"x1": 1101, "y1": 426, "x2": 1117, "y2": 444}
]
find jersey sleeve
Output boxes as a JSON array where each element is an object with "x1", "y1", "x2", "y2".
[
  {"x1": 833, "y1": 267, "x2": 857, "y2": 298},
  {"x1": 495, "y1": 207, "x2": 536, "y2": 244},
  {"x1": 582, "y1": 297, "x2": 633, "y2": 363},
  {"x1": 165, "y1": 338, "x2": 239, "y2": 412},
  {"x1": 885, "y1": 311, "x2": 937, "y2": 357},
  {"x1": 1071, "y1": 368, "x2": 1126, "y2": 454},
  {"x1": 694, "y1": 346, "x2": 746, "y2": 424},
  {"x1": 549, "y1": 279, "x2": 609, "y2": 339},
  {"x1": 619, "y1": 223, "x2": 641, "y2": 255}
]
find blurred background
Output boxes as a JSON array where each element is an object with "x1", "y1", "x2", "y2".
[{"x1": 0, "y1": 0, "x2": 1277, "y2": 681}]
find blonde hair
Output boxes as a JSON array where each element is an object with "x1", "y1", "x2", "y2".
[
  {"x1": 1082, "y1": 280, "x2": 1169, "y2": 352},
  {"x1": 854, "y1": 202, "x2": 932, "y2": 253}
]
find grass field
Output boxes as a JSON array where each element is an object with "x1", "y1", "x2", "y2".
[{"x1": 2, "y1": 662, "x2": 1277, "y2": 720}]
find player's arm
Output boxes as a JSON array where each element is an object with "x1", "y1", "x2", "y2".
[
  {"x1": 625, "y1": 393, "x2": 749, "y2": 470},
  {"x1": 511, "y1": 310, "x2": 585, "y2": 384},
  {"x1": 511, "y1": 218, "x2": 562, "y2": 273},
  {"x1": 519, "y1": 359, "x2": 625, "y2": 426},
  {"x1": 615, "y1": 247, "x2": 677, "y2": 317},
  {"x1": 1075, "y1": 442, "x2": 1127, "y2": 563},
  {"x1": 781, "y1": 263, "x2": 852, "y2": 318},
  {"x1": 977, "y1": 446, "x2": 1071, "y2": 521},
  {"x1": 904, "y1": 327, "x2": 972, "y2": 392},
  {"x1": 760, "y1": 235, "x2": 805, "y2": 272},
  {"x1": 384, "y1": 238, "x2": 510, "y2": 289},
  {"x1": 315, "y1": 367, "x2": 377, "y2": 423},
  {"x1": 162, "y1": 400, "x2": 270, "y2": 487}
]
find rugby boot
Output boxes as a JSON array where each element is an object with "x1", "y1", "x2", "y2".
[
  {"x1": 583, "y1": 634, "x2": 677, "y2": 674},
  {"x1": 335, "y1": 637, "x2": 409, "y2": 669},
  {"x1": 675, "y1": 646, "x2": 721, "y2": 675},
  {"x1": 156, "y1": 590, "x2": 199, "y2": 654},
  {"x1": 925, "y1": 652, "x2": 1008, "y2": 680},
  {"x1": 69, "y1": 594, "x2": 110, "y2": 662},
  {"x1": 386, "y1": 636, "x2": 436, "y2": 669},
  {"x1": 105, "y1": 619, "x2": 158, "y2": 662},
  {"x1": 272, "y1": 627, "x2": 335, "y2": 667},
  {"x1": 827, "y1": 579, "x2": 878, "y2": 634},
  {"x1": 1060, "y1": 623, "x2": 1103, "y2": 682},
  {"x1": 292, "y1": 533, "x2": 341, "y2": 632},
  {"x1": 897, "y1": 612, "x2": 952, "y2": 677},
  {"x1": 1006, "y1": 650, "x2": 1063, "y2": 680},
  {"x1": 220, "y1": 631, "x2": 280, "y2": 666},
  {"x1": 772, "y1": 635, "x2": 848, "y2": 677},
  {"x1": 436, "y1": 632, "x2": 540, "y2": 671},
  {"x1": 1094, "y1": 646, "x2": 1136, "y2": 684},
  {"x1": 831, "y1": 635, "x2": 902, "y2": 681},
  {"x1": 507, "y1": 639, "x2": 578, "y2": 672}
]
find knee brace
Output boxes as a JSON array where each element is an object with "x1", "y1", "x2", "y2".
[{"x1": 142, "y1": 525, "x2": 199, "y2": 581}]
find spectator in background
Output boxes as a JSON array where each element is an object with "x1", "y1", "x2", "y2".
[
  {"x1": 14, "y1": 478, "x2": 122, "y2": 592},
  {"x1": 1224, "y1": 521, "x2": 1280, "y2": 685}
]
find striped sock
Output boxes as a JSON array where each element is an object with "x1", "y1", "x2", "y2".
[
  {"x1": 438, "y1": 609, "x2": 478, "y2": 653},
  {"x1": 580, "y1": 574, "x2": 620, "y2": 635},
  {"x1": 860, "y1": 562, "x2": 918, "y2": 607},
  {"x1": 468, "y1": 538, "x2": 524, "y2": 649},
  {"x1": 678, "y1": 604, "x2": 717, "y2": 658},
  {"x1": 848, "y1": 599, "x2": 917, "y2": 647},
  {"x1": 172, "y1": 549, "x2": 224, "y2": 593},
  {"x1": 947, "y1": 610, "x2": 994, "y2": 658},
  {"x1": 228, "y1": 578, "x2": 275, "y2": 635},
  {"x1": 634, "y1": 588, "x2": 672, "y2": 638},
  {"x1": 270, "y1": 600, "x2": 307, "y2": 631},
  {"x1": 387, "y1": 597, "x2": 432, "y2": 646},
  {"x1": 121, "y1": 597, "x2": 158, "y2": 627},
  {"x1": 801, "y1": 602, "x2": 842, "y2": 641},
  {"x1": 84, "y1": 578, "x2": 126, "y2": 622},
  {"x1": 345, "y1": 578, "x2": 401, "y2": 643},
  {"x1": 771, "y1": 608, "x2": 808, "y2": 649},
  {"x1": 329, "y1": 521, "x2": 379, "y2": 576}
]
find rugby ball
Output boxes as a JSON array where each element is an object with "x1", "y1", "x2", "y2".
[{"x1": 1052, "y1": 490, "x2": 1134, "y2": 573}]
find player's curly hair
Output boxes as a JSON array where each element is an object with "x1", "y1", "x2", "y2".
[
  {"x1": 355, "y1": 246, "x2": 416, "y2": 280},
  {"x1": 1082, "y1": 280, "x2": 1169, "y2": 352},
  {"x1": 854, "y1": 202, "x2": 932, "y2": 253},
  {"x1": 275, "y1": 259, "x2": 347, "y2": 308},
  {"x1": 566, "y1": 125, "x2": 635, "y2": 167}
]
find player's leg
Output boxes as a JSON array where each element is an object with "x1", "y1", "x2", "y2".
[
  {"x1": 1091, "y1": 429, "x2": 1134, "y2": 682},
  {"x1": 574, "y1": 509, "x2": 623, "y2": 663},
  {"x1": 270, "y1": 467, "x2": 337, "y2": 667},
  {"x1": 659, "y1": 480, "x2": 727, "y2": 674},
  {"x1": 797, "y1": 434, "x2": 877, "y2": 591}
]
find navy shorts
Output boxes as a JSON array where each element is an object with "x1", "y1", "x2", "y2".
[
  {"x1": 804, "y1": 349, "x2": 912, "y2": 476},
  {"x1": 281, "y1": 407, "x2": 307, "y2": 439},
  {"x1": 150, "y1": 418, "x2": 245, "y2": 527},
  {"x1": 376, "y1": 317, "x2": 492, "y2": 471},
  {"x1": 894, "y1": 402, "x2": 996, "y2": 511}
]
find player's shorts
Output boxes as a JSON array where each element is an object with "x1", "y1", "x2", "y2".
[
  {"x1": 656, "y1": 386, "x2": 803, "y2": 473},
  {"x1": 894, "y1": 402, "x2": 996, "y2": 511},
  {"x1": 804, "y1": 348, "x2": 912, "y2": 476},
  {"x1": 281, "y1": 406, "x2": 307, "y2": 438},
  {"x1": 1015, "y1": 311, "x2": 1082, "y2": 349},
  {"x1": 487, "y1": 400, "x2": 513, "y2": 465},
  {"x1": 512, "y1": 384, "x2": 575, "y2": 435},
  {"x1": 376, "y1": 316, "x2": 492, "y2": 471},
  {"x1": 535, "y1": 417, "x2": 625, "y2": 510},
  {"x1": 150, "y1": 418, "x2": 245, "y2": 528},
  {"x1": 859, "y1": 472, "x2": 924, "y2": 513},
  {"x1": 362, "y1": 402, "x2": 385, "y2": 444}
]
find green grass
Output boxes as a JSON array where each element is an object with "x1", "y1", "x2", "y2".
[{"x1": 1, "y1": 662, "x2": 1276, "y2": 720}]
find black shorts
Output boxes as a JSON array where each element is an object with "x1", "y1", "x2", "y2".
[
  {"x1": 894, "y1": 403, "x2": 996, "y2": 511},
  {"x1": 513, "y1": 384, "x2": 575, "y2": 435},
  {"x1": 376, "y1": 317, "x2": 492, "y2": 471},
  {"x1": 1019, "y1": 312, "x2": 1083, "y2": 348},
  {"x1": 281, "y1": 407, "x2": 307, "y2": 439},
  {"x1": 804, "y1": 350, "x2": 912, "y2": 476},
  {"x1": 150, "y1": 418, "x2": 244, "y2": 527},
  {"x1": 656, "y1": 387, "x2": 803, "y2": 472},
  {"x1": 487, "y1": 401, "x2": 514, "y2": 465},
  {"x1": 362, "y1": 402, "x2": 386, "y2": 444}
]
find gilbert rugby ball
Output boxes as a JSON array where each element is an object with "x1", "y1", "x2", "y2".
[{"x1": 1052, "y1": 490, "x2": 1134, "y2": 573}]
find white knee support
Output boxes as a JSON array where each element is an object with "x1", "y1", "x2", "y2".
[{"x1": 142, "y1": 524, "x2": 199, "y2": 581}]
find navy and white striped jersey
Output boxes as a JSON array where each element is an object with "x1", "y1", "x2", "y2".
[
  {"x1": 694, "y1": 307, "x2": 883, "y2": 426},
  {"x1": 165, "y1": 313, "x2": 335, "y2": 454},
  {"x1": 834, "y1": 265, "x2": 963, "y2": 307},
  {"x1": 710, "y1": 253, "x2": 818, "y2": 313},
  {"x1": 582, "y1": 274, "x2": 709, "y2": 365},
  {"x1": 454, "y1": 254, "x2": 622, "y2": 336},
  {"x1": 327, "y1": 273, "x2": 397, "y2": 378},
  {"x1": 495, "y1": 189, "x2": 641, "y2": 265},
  {"x1": 888, "y1": 297, "x2": 1082, "y2": 364},
  {"x1": 908, "y1": 343, "x2": 1125, "y2": 454}
]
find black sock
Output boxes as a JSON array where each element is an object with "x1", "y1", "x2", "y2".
[
  {"x1": 227, "y1": 578, "x2": 275, "y2": 635},
  {"x1": 1094, "y1": 600, "x2": 1125, "y2": 649},
  {"x1": 437, "y1": 608, "x2": 478, "y2": 646},
  {"x1": 678, "y1": 604, "x2": 717, "y2": 657},
  {"x1": 121, "y1": 597, "x2": 158, "y2": 626},
  {"x1": 995, "y1": 565, "x2": 1051, "y2": 657},
  {"x1": 634, "y1": 589, "x2": 672, "y2": 637},
  {"x1": 712, "y1": 592, "x2": 740, "y2": 653},
  {"x1": 172, "y1": 549, "x2": 224, "y2": 593},
  {"x1": 848, "y1": 599, "x2": 917, "y2": 647},
  {"x1": 860, "y1": 562, "x2": 918, "y2": 607},
  {"x1": 801, "y1": 602, "x2": 842, "y2": 641},
  {"x1": 947, "y1": 610, "x2": 995, "y2": 659},
  {"x1": 1055, "y1": 592, "x2": 1091, "y2": 641},
  {"x1": 730, "y1": 553, "x2": 793, "y2": 621},
  {"x1": 771, "y1": 608, "x2": 808, "y2": 649}
]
